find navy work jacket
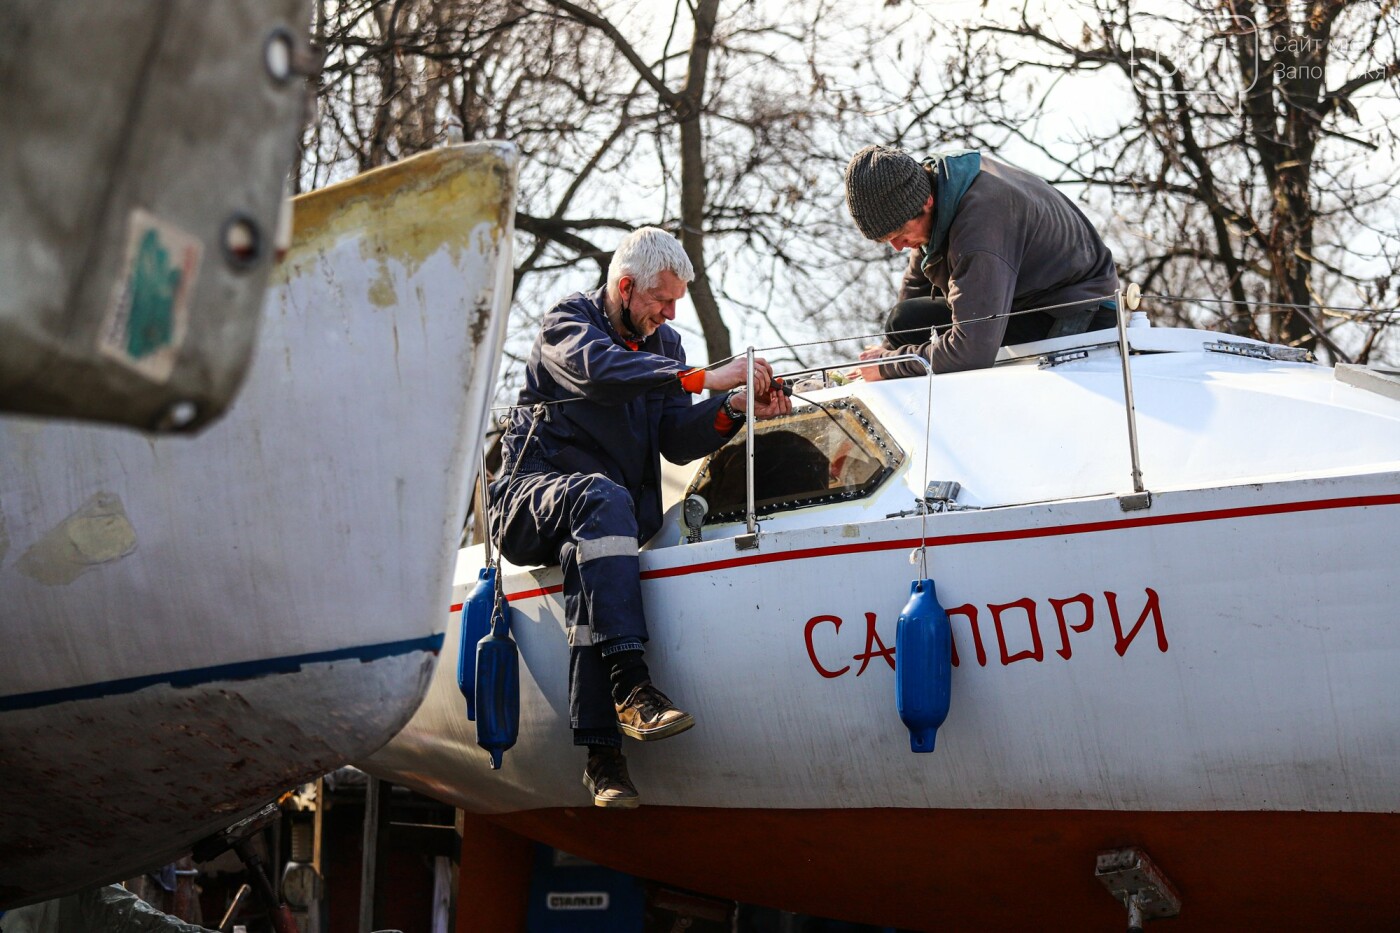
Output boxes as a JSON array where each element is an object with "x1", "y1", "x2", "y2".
[{"x1": 498, "y1": 288, "x2": 734, "y2": 542}]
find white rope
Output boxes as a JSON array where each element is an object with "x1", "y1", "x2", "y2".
[
  {"x1": 917, "y1": 341, "x2": 935, "y2": 581},
  {"x1": 486, "y1": 403, "x2": 545, "y2": 631}
]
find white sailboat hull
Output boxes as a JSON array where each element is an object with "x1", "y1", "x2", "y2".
[
  {"x1": 378, "y1": 470, "x2": 1400, "y2": 815},
  {"x1": 0, "y1": 144, "x2": 516, "y2": 904},
  {"x1": 365, "y1": 334, "x2": 1400, "y2": 928}
]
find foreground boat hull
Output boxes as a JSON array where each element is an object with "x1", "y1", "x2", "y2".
[{"x1": 0, "y1": 144, "x2": 516, "y2": 904}]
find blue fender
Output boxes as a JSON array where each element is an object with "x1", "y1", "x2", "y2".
[
  {"x1": 474, "y1": 600, "x2": 520, "y2": 770},
  {"x1": 457, "y1": 566, "x2": 497, "y2": 721},
  {"x1": 895, "y1": 578, "x2": 952, "y2": 753}
]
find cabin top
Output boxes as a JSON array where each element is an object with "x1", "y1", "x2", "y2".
[{"x1": 654, "y1": 321, "x2": 1400, "y2": 548}]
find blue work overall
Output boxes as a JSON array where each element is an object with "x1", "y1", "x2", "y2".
[{"x1": 489, "y1": 289, "x2": 734, "y2": 744}]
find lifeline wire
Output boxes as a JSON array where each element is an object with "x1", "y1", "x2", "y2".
[
  {"x1": 741, "y1": 292, "x2": 1121, "y2": 359},
  {"x1": 486, "y1": 286, "x2": 1389, "y2": 418},
  {"x1": 1142, "y1": 293, "x2": 1399, "y2": 319},
  {"x1": 487, "y1": 292, "x2": 1120, "y2": 418}
]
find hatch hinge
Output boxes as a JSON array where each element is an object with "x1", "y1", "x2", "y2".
[{"x1": 1038, "y1": 348, "x2": 1089, "y2": 369}]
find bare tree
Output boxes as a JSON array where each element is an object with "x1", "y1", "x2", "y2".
[
  {"x1": 530, "y1": 0, "x2": 732, "y2": 362},
  {"x1": 305, "y1": 0, "x2": 908, "y2": 381}
]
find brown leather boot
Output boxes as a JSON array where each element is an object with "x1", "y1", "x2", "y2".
[
  {"x1": 614, "y1": 681, "x2": 695, "y2": 741},
  {"x1": 583, "y1": 748, "x2": 639, "y2": 808}
]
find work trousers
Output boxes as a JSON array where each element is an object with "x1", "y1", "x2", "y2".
[{"x1": 489, "y1": 469, "x2": 648, "y2": 745}]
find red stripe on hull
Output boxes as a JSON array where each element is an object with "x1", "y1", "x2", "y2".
[{"x1": 489, "y1": 806, "x2": 1400, "y2": 930}]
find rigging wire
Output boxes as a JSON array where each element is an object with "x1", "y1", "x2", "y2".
[
  {"x1": 486, "y1": 289, "x2": 1395, "y2": 419},
  {"x1": 1142, "y1": 293, "x2": 1398, "y2": 317}
]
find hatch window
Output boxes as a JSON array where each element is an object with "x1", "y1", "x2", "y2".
[{"x1": 687, "y1": 399, "x2": 903, "y2": 523}]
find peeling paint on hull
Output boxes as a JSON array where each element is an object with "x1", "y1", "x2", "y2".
[
  {"x1": 16, "y1": 492, "x2": 137, "y2": 585},
  {"x1": 1, "y1": 652, "x2": 434, "y2": 903}
]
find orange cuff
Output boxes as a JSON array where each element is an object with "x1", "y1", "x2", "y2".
[
  {"x1": 713, "y1": 408, "x2": 737, "y2": 433},
  {"x1": 679, "y1": 368, "x2": 707, "y2": 394}
]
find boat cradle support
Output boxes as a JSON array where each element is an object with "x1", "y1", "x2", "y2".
[{"x1": 1095, "y1": 846, "x2": 1182, "y2": 931}]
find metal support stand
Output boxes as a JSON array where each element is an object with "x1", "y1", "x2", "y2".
[
  {"x1": 735, "y1": 346, "x2": 759, "y2": 550},
  {"x1": 1114, "y1": 285, "x2": 1151, "y2": 511},
  {"x1": 233, "y1": 837, "x2": 298, "y2": 933},
  {"x1": 1095, "y1": 846, "x2": 1181, "y2": 930},
  {"x1": 309, "y1": 775, "x2": 326, "y2": 933},
  {"x1": 193, "y1": 801, "x2": 297, "y2": 933},
  {"x1": 1126, "y1": 893, "x2": 1146, "y2": 933},
  {"x1": 359, "y1": 776, "x2": 393, "y2": 933}
]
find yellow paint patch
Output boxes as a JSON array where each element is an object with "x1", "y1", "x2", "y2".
[
  {"x1": 18, "y1": 492, "x2": 137, "y2": 585},
  {"x1": 368, "y1": 263, "x2": 397, "y2": 309},
  {"x1": 272, "y1": 145, "x2": 516, "y2": 289}
]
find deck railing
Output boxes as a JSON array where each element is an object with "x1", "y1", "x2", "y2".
[{"x1": 734, "y1": 286, "x2": 1150, "y2": 547}]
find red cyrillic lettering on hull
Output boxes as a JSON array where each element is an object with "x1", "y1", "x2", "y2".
[{"x1": 802, "y1": 588, "x2": 1166, "y2": 678}]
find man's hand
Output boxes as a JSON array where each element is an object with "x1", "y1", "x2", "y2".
[
  {"x1": 847, "y1": 345, "x2": 888, "y2": 383},
  {"x1": 728, "y1": 388, "x2": 792, "y2": 420},
  {"x1": 706, "y1": 357, "x2": 773, "y2": 397}
]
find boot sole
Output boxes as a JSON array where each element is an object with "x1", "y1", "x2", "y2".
[
  {"x1": 618, "y1": 712, "x2": 695, "y2": 742},
  {"x1": 583, "y1": 775, "x2": 640, "y2": 809}
]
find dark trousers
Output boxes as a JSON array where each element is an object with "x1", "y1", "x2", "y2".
[
  {"x1": 882, "y1": 297, "x2": 1115, "y2": 350},
  {"x1": 489, "y1": 469, "x2": 648, "y2": 745}
]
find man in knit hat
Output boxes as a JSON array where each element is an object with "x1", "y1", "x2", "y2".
[{"x1": 843, "y1": 145, "x2": 1119, "y2": 378}]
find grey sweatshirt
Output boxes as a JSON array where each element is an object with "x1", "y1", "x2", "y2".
[{"x1": 883, "y1": 157, "x2": 1118, "y2": 376}]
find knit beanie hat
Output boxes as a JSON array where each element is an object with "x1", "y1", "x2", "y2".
[{"x1": 843, "y1": 146, "x2": 930, "y2": 241}]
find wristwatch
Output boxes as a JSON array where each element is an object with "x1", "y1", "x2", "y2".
[{"x1": 722, "y1": 390, "x2": 746, "y2": 423}]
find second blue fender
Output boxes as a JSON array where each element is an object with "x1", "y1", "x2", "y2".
[{"x1": 475, "y1": 599, "x2": 520, "y2": 770}]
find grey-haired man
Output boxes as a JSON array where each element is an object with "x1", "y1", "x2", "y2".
[
  {"x1": 490, "y1": 227, "x2": 790, "y2": 808},
  {"x1": 843, "y1": 146, "x2": 1119, "y2": 379}
]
